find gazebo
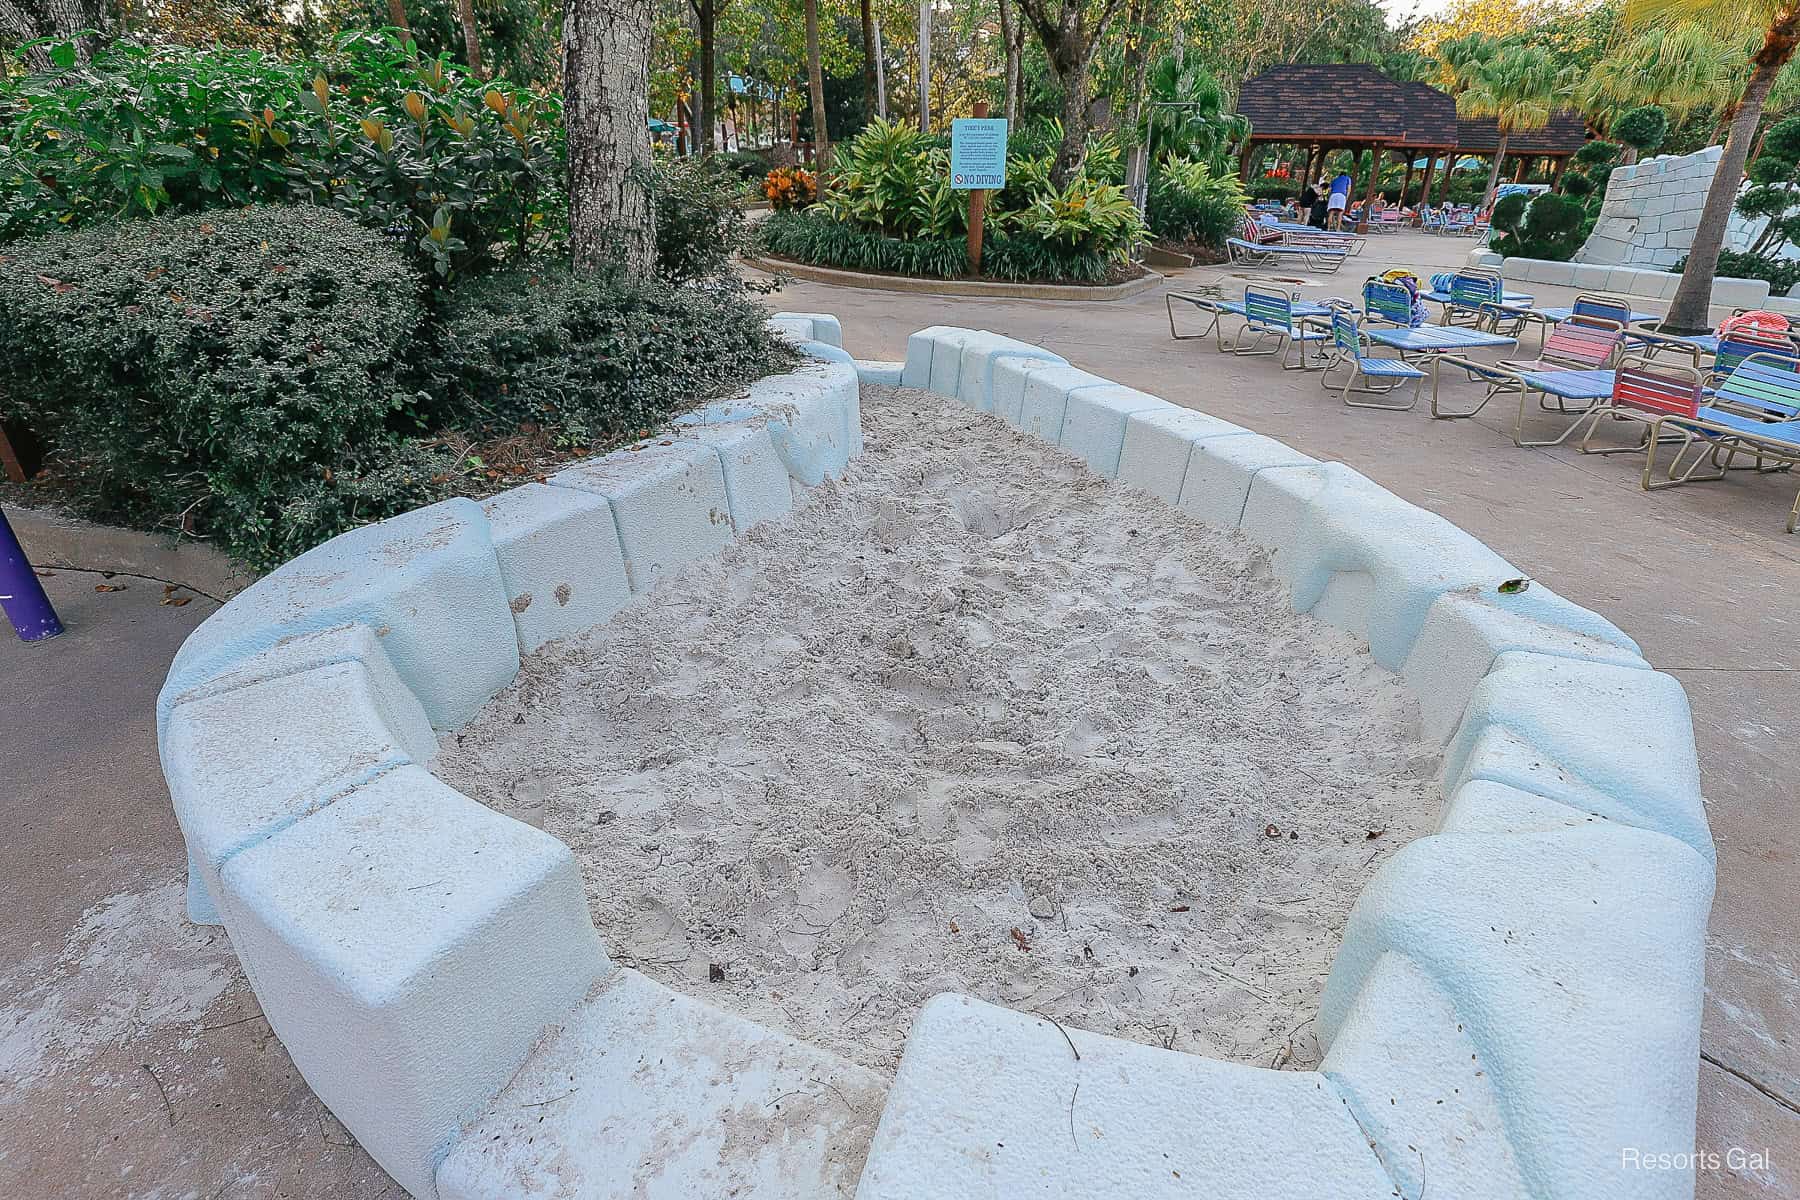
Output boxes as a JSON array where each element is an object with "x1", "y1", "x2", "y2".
[
  {"x1": 1234, "y1": 65, "x2": 1459, "y2": 230},
  {"x1": 1455, "y1": 110, "x2": 1591, "y2": 187}
]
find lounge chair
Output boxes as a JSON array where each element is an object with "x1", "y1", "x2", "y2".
[
  {"x1": 1424, "y1": 270, "x2": 1534, "y2": 332},
  {"x1": 1582, "y1": 357, "x2": 1800, "y2": 531},
  {"x1": 1429, "y1": 316, "x2": 1626, "y2": 446},
  {"x1": 1361, "y1": 279, "x2": 1417, "y2": 327},
  {"x1": 1231, "y1": 286, "x2": 1331, "y2": 368},
  {"x1": 1318, "y1": 309, "x2": 1426, "y2": 410},
  {"x1": 1225, "y1": 217, "x2": 1351, "y2": 273}
]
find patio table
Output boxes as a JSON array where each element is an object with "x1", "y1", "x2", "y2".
[{"x1": 1369, "y1": 324, "x2": 1517, "y2": 359}]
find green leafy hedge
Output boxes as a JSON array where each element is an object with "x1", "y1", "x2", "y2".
[
  {"x1": 1492, "y1": 192, "x2": 1586, "y2": 261},
  {"x1": 426, "y1": 265, "x2": 794, "y2": 445},
  {"x1": 1146, "y1": 156, "x2": 1247, "y2": 248},
  {"x1": 0, "y1": 35, "x2": 563, "y2": 279},
  {"x1": 0, "y1": 206, "x2": 440, "y2": 568},
  {"x1": 760, "y1": 209, "x2": 1131, "y2": 284}
]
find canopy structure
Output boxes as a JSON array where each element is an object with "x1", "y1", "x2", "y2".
[{"x1": 1235, "y1": 64, "x2": 1592, "y2": 225}]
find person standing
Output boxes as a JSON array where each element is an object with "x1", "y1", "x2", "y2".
[{"x1": 1327, "y1": 169, "x2": 1352, "y2": 231}]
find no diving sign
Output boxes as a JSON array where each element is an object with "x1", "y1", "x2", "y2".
[{"x1": 950, "y1": 118, "x2": 1008, "y2": 190}]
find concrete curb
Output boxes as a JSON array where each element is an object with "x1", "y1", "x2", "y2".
[
  {"x1": 158, "y1": 314, "x2": 1712, "y2": 1200},
  {"x1": 1498, "y1": 255, "x2": 1770, "y2": 309},
  {"x1": 745, "y1": 255, "x2": 1166, "y2": 302}
]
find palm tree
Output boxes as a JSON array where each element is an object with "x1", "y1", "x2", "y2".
[
  {"x1": 1575, "y1": 24, "x2": 1742, "y2": 134},
  {"x1": 1456, "y1": 44, "x2": 1563, "y2": 207},
  {"x1": 1632, "y1": 0, "x2": 1800, "y2": 332}
]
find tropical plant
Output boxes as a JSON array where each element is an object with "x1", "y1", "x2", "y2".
[
  {"x1": 763, "y1": 165, "x2": 819, "y2": 209},
  {"x1": 1735, "y1": 113, "x2": 1800, "y2": 256},
  {"x1": 1456, "y1": 42, "x2": 1565, "y2": 205},
  {"x1": 1145, "y1": 155, "x2": 1246, "y2": 247},
  {"x1": 1138, "y1": 56, "x2": 1247, "y2": 174},
  {"x1": 1490, "y1": 190, "x2": 1586, "y2": 259},
  {"x1": 0, "y1": 35, "x2": 564, "y2": 277},
  {"x1": 1574, "y1": 23, "x2": 1745, "y2": 132},
  {"x1": 1629, "y1": 0, "x2": 1800, "y2": 332},
  {"x1": 1005, "y1": 172, "x2": 1147, "y2": 259}
]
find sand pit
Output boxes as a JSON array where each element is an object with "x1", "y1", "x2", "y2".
[{"x1": 433, "y1": 384, "x2": 1440, "y2": 1074}]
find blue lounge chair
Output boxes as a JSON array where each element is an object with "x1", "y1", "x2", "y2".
[
  {"x1": 1226, "y1": 217, "x2": 1350, "y2": 273},
  {"x1": 1232, "y1": 286, "x2": 1331, "y2": 368},
  {"x1": 1319, "y1": 310, "x2": 1426, "y2": 409}
]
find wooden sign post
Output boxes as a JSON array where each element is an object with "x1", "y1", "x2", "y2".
[{"x1": 950, "y1": 101, "x2": 1008, "y2": 277}]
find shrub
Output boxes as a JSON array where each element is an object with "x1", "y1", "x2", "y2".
[
  {"x1": 764, "y1": 166, "x2": 817, "y2": 210},
  {"x1": 1574, "y1": 139, "x2": 1620, "y2": 168},
  {"x1": 1560, "y1": 171, "x2": 1594, "y2": 198},
  {"x1": 1613, "y1": 106, "x2": 1669, "y2": 158},
  {"x1": 1490, "y1": 191, "x2": 1531, "y2": 236},
  {"x1": 1492, "y1": 192, "x2": 1586, "y2": 261},
  {"x1": 0, "y1": 35, "x2": 565, "y2": 279},
  {"x1": 0, "y1": 206, "x2": 437, "y2": 568},
  {"x1": 1673, "y1": 249, "x2": 1800, "y2": 297},
  {"x1": 1146, "y1": 156, "x2": 1248, "y2": 248},
  {"x1": 427, "y1": 265, "x2": 794, "y2": 446},
  {"x1": 650, "y1": 156, "x2": 753, "y2": 283},
  {"x1": 759, "y1": 208, "x2": 1130, "y2": 284},
  {"x1": 715, "y1": 149, "x2": 769, "y2": 181}
]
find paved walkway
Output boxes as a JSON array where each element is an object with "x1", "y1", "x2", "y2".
[{"x1": 1, "y1": 230, "x2": 1792, "y2": 1198}]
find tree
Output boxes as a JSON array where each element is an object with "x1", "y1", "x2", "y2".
[
  {"x1": 690, "y1": 0, "x2": 735, "y2": 153},
  {"x1": 1612, "y1": 103, "x2": 1669, "y2": 163},
  {"x1": 805, "y1": 0, "x2": 830, "y2": 166},
  {"x1": 1630, "y1": 0, "x2": 1800, "y2": 332},
  {"x1": 859, "y1": 0, "x2": 877, "y2": 119},
  {"x1": 0, "y1": 0, "x2": 112, "y2": 68},
  {"x1": 1574, "y1": 23, "x2": 1743, "y2": 134},
  {"x1": 1016, "y1": 0, "x2": 1131, "y2": 185},
  {"x1": 1456, "y1": 42, "x2": 1562, "y2": 206},
  {"x1": 455, "y1": 0, "x2": 485, "y2": 77},
  {"x1": 564, "y1": 0, "x2": 657, "y2": 273},
  {"x1": 997, "y1": 0, "x2": 1024, "y2": 125}
]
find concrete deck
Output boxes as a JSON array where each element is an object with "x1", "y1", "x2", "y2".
[{"x1": 0, "y1": 230, "x2": 1791, "y2": 1198}]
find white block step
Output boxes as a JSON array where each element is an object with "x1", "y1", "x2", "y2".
[
  {"x1": 220, "y1": 766, "x2": 609, "y2": 1199},
  {"x1": 1115, "y1": 405, "x2": 1249, "y2": 504},
  {"x1": 438, "y1": 970, "x2": 886, "y2": 1200},
  {"x1": 855, "y1": 994, "x2": 1393, "y2": 1199},
  {"x1": 551, "y1": 440, "x2": 735, "y2": 594},
  {"x1": 481, "y1": 484, "x2": 633, "y2": 655}
]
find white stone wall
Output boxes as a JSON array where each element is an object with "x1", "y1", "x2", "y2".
[{"x1": 1578, "y1": 146, "x2": 1723, "y2": 270}]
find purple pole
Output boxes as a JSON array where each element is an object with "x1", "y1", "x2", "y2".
[{"x1": 0, "y1": 507, "x2": 64, "y2": 642}]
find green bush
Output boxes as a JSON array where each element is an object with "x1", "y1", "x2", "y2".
[
  {"x1": 1146, "y1": 156, "x2": 1247, "y2": 248},
  {"x1": 1490, "y1": 191, "x2": 1531, "y2": 236},
  {"x1": 1613, "y1": 106, "x2": 1669, "y2": 158},
  {"x1": 0, "y1": 35, "x2": 564, "y2": 279},
  {"x1": 1673, "y1": 249, "x2": 1800, "y2": 297},
  {"x1": 1492, "y1": 192, "x2": 1586, "y2": 261},
  {"x1": 0, "y1": 206, "x2": 440, "y2": 568},
  {"x1": 426, "y1": 265, "x2": 794, "y2": 445},
  {"x1": 760, "y1": 208, "x2": 1130, "y2": 284},
  {"x1": 801, "y1": 117, "x2": 1142, "y2": 279},
  {"x1": 1560, "y1": 171, "x2": 1594, "y2": 198},
  {"x1": 650, "y1": 156, "x2": 753, "y2": 283},
  {"x1": 1574, "y1": 139, "x2": 1620, "y2": 168}
]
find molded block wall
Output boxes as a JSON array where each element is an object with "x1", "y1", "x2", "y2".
[{"x1": 1577, "y1": 146, "x2": 1721, "y2": 270}]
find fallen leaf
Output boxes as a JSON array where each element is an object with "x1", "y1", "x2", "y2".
[
  {"x1": 948, "y1": 920, "x2": 960, "y2": 934},
  {"x1": 94, "y1": 583, "x2": 126, "y2": 593},
  {"x1": 1498, "y1": 577, "x2": 1530, "y2": 594},
  {"x1": 1168, "y1": 905, "x2": 1190, "y2": 913},
  {"x1": 1264, "y1": 823, "x2": 1281, "y2": 838},
  {"x1": 160, "y1": 595, "x2": 191, "y2": 607},
  {"x1": 33, "y1": 568, "x2": 54, "y2": 577},
  {"x1": 1366, "y1": 828, "x2": 1387, "y2": 840},
  {"x1": 1009, "y1": 928, "x2": 1031, "y2": 952}
]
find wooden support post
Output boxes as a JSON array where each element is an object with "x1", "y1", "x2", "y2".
[
  {"x1": 1431, "y1": 150, "x2": 1450, "y2": 207},
  {"x1": 1552, "y1": 154, "x2": 1569, "y2": 190},
  {"x1": 1415, "y1": 151, "x2": 1437, "y2": 215},
  {"x1": 1238, "y1": 141, "x2": 1253, "y2": 183},
  {"x1": 1358, "y1": 145, "x2": 1384, "y2": 233},
  {"x1": 1400, "y1": 155, "x2": 1416, "y2": 207},
  {"x1": 967, "y1": 100, "x2": 988, "y2": 276}
]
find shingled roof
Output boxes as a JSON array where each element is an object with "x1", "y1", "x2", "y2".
[
  {"x1": 1455, "y1": 109, "x2": 1590, "y2": 156},
  {"x1": 1237, "y1": 64, "x2": 1459, "y2": 149}
]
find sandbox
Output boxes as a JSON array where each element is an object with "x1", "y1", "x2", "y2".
[
  {"x1": 156, "y1": 315, "x2": 1715, "y2": 1200},
  {"x1": 435, "y1": 385, "x2": 1437, "y2": 1072}
]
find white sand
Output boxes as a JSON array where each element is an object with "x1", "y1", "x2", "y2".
[{"x1": 434, "y1": 385, "x2": 1439, "y2": 1074}]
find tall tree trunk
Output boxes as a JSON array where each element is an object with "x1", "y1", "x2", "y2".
[
  {"x1": 456, "y1": 0, "x2": 485, "y2": 78},
  {"x1": 694, "y1": 0, "x2": 720, "y2": 154},
  {"x1": 874, "y1": 16, "x2": 888, "y2": 118},
  {"x1": 1119, "y1": 0, "x2": 1151, "y2": 212},
  {"x1": 860, "y1": 0, "x2": 878, "y2": 122},
  {"x1": 386, "y1": 0, "x2": 410, "y2": 30},
  {"x1": 918, "y1": 0, "x2": 931, "y2": 131},
  {"x1": 0, "y1": 0, "x2": 110, "y2": 68},
  {"x1": 805, "y1": 0, "x2": 831, "y2": 169},
  {"x1": 998, "y1": 0, "x2": 1022, "y2": 126},
  {"x1": 1050, "y1": 49, "x2": 1091, "y2": 185},
  {"x1": 1666, "y1": 44, "x2": 1788, "y2": 332},
  {"x1": 564, "y1": 0, "x2": 656, "y2": 273},
  {"x1": 1483, "y1": 134, "x2": 1507, "y2": 207}
]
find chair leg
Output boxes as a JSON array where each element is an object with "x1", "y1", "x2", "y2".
[{"x1": 1167, "y1": 296, "x2": 1219, "y2": 342}]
